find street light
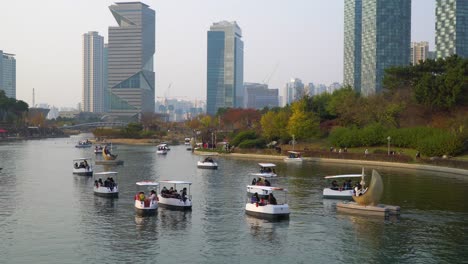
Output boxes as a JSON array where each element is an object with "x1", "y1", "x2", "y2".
[{"x1": 387, "y1": 136, "x2": 391, "y2": 155}]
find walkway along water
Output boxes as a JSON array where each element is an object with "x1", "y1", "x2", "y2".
[{"x1": 194, "y1": 150, "x2": 468, "y2": 176}]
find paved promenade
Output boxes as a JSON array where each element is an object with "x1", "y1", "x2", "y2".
[{"x1": 194, "y1": 151, "x2": 468, "y2": 176}]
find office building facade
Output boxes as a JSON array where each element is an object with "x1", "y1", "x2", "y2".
[
  {"x1": 411, "y1": 41, "x2": 430, "y2": 65},
  {"x1": 436, "y1": 0, "x2": 468, "y2": 58},
  {"x1": 360, "y1": 0, "x2": 411, "y2": 96},
  {"x1": 206, "y1": 21, "x2": 244, "y2": 115},
  {"x1": 284, "y1": 78, "x2": 304, "y2": 105},
  {"x1": 82, "y1": 31, "x2": 105, "y2": 113},
  {"x1": 108, "y1": 2, "x2": 155, "y2": 117},
  {"x1": 244, "y1": 82, "x2": 278, "y2": 109},
  {"x1": 343, "y1": 0, "x2": 362, "y2": 93},
  {"x1": 0, "y1": 50, "x2": 16, "y2": 99}
]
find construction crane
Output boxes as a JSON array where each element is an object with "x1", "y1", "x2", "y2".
[{"x1": 262, "y1": 62, "x2": 279, "y2": 86}]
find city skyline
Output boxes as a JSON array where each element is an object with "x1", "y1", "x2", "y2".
[{"x1": 0, "y1": 0, "x2": 435, "y2": 108}]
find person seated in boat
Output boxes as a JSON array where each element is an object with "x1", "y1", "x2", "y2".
[
  {"x1": 256, "y1": 178, "x2": 264, "y2": 186},
  {"x1": 148, "y1": 190, "x2": 157, "y2": 203},
  {"x1": 268, "y1": 193, "x2": 277, "y2": 205},
  {"x1": 258, "y1": 197, "x2": 266, "y2": 206},
  {"x1": 161, "y1": 186, "x2": 169, "y2": 197},
  {"x1": 344, "y1": 179, "x2": 352, "y2": 190},
  {"x1": 173, "y1": 189, "x2": 180, "y2": 199},
  {"x1": 265, "y1": 167, "x2": 272, "y2": 173},
  {"x1": 94, "y1": 180, "x2": 99, "y2": 188},
  {"x1": 180, "y1": 188, "x2": 188, "y2": 203},
  {"x1": 331, "y1": 180, "x2": 339, "y2": 190},
  {"x1": 251, "y1": 178, "x2": 257, "y2": 185},
  {"x1": 272, "y1": 168, "x2": 276, "y2": 174},
  {"x1": 98, "y1": 178, "x2": 104, "y2": 187},
  {"x1": 138, "y1": 192, "x2": 146, "y2": 202},
  {"x1": 289, "y1": 153, "x2": 294, "y2": 158},
  {"x1": 204, "y1": 157, "x2": 213, "y2": 163},
  {"x1": 264, "y1": 179, "x2": 271, "y2": 186},
  {"x1": 104, "y1": 178, "x2": 110, "y2": 188},
  {"x1": 251, "y1": 193, "x2": 260, "y2": 203},
  {"x1": 354, "y1": 183, "x2": 362, "y2": 196},
  {"x1": 74, "y1": 162, "x2": 79, "y2": 169},
  {"x1": 83, "y1": 160, "x2": 89, "y2": 170},
  {"x1": 79, "y1": 162, "x2": 85, "y2": 168}
]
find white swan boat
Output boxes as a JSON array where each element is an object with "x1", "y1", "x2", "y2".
[
  {"x1": 75, "y1": 140, "x2": 92, "y2": 148},
  {"x1": 322, "y1": 168, "x2": 365, "y2": 199},
  {"x1": 197, "y1": 156, "x2": 218, "y2": 169},
  {"x1": 158, "y1": 180, "x2": 192, "y2": 210},
  {"x1": 72, "y1": 158, "x2": 93, "y2": 176},
  {"x1": 284, "y1": 151, "x2": 303, "y2": 162},
  {"x1": 156, "y1": 144, "x2": 169, "y2": 155},
  {"x1": 245, "y1": 185, "x2": 289, "y2": 220},
  {"x1": 134, "y1": 181, "x2": 159, "y2": 216},
  {"x1": 93, "y1": 171, "x2": 119, "y2": 198},
  {"x1": 251, "y1": 163, "x2": 277, "y2": 177}
]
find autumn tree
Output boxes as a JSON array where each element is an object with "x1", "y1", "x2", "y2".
[
  {"x1": 287, "y1": 98, "x2": 320, "y2": 140},
  {"x1": 260, "y1": 109, "x2": 290, "y2": 142}
]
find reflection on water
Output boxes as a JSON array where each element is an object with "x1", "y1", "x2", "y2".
[{"x1": 0, "y1": 136, "x2": 467, "y2": 263}]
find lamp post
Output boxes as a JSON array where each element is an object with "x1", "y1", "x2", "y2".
[{"x1": 387, "y1": 136, "x2": 391, "y2": 155}]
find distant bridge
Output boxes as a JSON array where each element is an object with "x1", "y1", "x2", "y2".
[{"x1": 60, "y1": 122, "x2": 128, "y2": 129}]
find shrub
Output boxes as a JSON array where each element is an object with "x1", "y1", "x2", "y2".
[
  {"x1": 231, "y1": 130, "x2": 257, "y2": 146},
  {"x1": 238, "y1": 138, "x2": 267, "y2": 149},
  {"x1": 417, "y1": 132, "x2": 464, "y2": 156}
]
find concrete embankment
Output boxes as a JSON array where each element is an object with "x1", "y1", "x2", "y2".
[{"x1": 194, "y1": 151, "x2": 468, "y2": 176}]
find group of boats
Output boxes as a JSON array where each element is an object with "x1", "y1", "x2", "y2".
[{"x1": 72, "y1": 138, "x2": 379, "y2": 220}]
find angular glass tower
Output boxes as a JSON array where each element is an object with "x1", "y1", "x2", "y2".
[
  {"x1": 108, "y1": 2, "x2": 155, "y2": 117},
  {"x1": 360, "y1": 0, "x2": 411, "y2": 96},
  {"x1": 82, "y1": 31, "x2": 105, "y2": 113},
  {"x1": 206, "y1": 21, "x2": 244, "y2": 115},
  {"x1": 343, "y1": 0, "x2": 362, "y2": 93},
  {"x1": 0, "y1": 50, "x2": 16, "y2": 99},
  {"x1": 436, "y1": 0, "x2": 468, "y2": 58}
]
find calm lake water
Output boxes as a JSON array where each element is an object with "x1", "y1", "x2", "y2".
[{"x1": 0, "y1": 135, "x2": 467, "y2": 264}]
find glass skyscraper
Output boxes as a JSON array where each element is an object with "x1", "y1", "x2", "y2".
[
  {"x1": 436, "y1": 0, "x2": 468, "y2": 58},
  {"x1": 206, "y1": 21, "x2": 244, "y2": 115},
  {"x1": 343, "y1": 0, "x2": 362, "y2": 93},
  {"x1": 360, "y1": 0, "x2": 411, "y2": 96},
  {"x1": 82, "y1": 31, "x2": 105, "y2": 113},
  {"x1": 0, "y1": 50, "x2": 16, "y2": 99},
  {"x1": 108, "y1": 2, "x2": 155, "y2": 117}
]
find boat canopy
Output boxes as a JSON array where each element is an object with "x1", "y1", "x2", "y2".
[
  {"x1": 324, "y1": 174, "x2": 364, "y2": 179},
  {"x1": 136, "y1": 181, "x2": 159, "y2": 186},
  {"x1": 247, "y1": 185, "x2": 287, "y2": 193},
  {"x1": 159, "y1": 180, "x2": 192, "y2": 185},
  {"x1": 95, "y1": 171, "x2": 118, "y2": 175},
  {"x1": 287, "y1": 151, "x2": 301, "y2": 154},
  {"x1": 258, "y1": 163, "x2": 276, "y2": 168},
  {"x1": 73, "y1": 158, "x2": 91, "y2": 161}
]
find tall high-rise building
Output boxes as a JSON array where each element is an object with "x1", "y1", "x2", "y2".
[
  {"x1": 82, "y1": 31, "x2": 105, "y2": 113},
  {"x1": 206, "y1": 21, "x2": 244, "y2": 115},
  {"x1": 244, "y1": 82, "x2": 278, "y2": 109},
  {"x1": 108, "y1": 2, "x2": 155, "y2": 117},
  {"x1": 285, "y1": 78, "x2": 304, "y2": 105},
  {"x1": 0, "y1": 50, "x2": 16, "y2": 99},
  {"x1": 411, "y1": 41, "x2": 430, "y2": 65},
  {"x1": 360, "y1": 0, "x2": 411, "y2": 96},
  {"x1": 343, "y1": 0, "x2": 362, "y2": 93},
  {"x1": 103, "y1": 43, "x2": 109, "y2": 112},
  {"x1": 436, "y1": 0, "x2": 468, "y2": 58}
]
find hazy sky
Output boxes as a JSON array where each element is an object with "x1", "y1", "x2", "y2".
[{"x1": 0, "y1": 0, "x2": 435, "y2": 108}]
